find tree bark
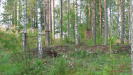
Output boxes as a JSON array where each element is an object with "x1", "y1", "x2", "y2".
[
  {"x1": 99, "y1": 0, "x2": 102, "y2": 35},
  {"x1": 21, "y1": 0, "x2": 27, "y2": 51},
  {"x1": 37, "y1": 0, "x2": 43, "y2": 58},
  {"x1": 104, "y1": 0, "x2": 108, "y2": 45},
  {"x1": 130, "y1": 0, "x2": 133, "y2": 74},
  {"x1": 67, "y1": 0, "x2": 70, "y2": 39},
  {"x1": 49, "y1": 0, "x2": 53, "y2": 44},
  {"x1": 44, "y1": 0, "x2": 50, "y2": 46},
  {"x1": 91, "y1": 0, "x2": 96, "y2": 45},
  {"x1": 119, "y1": 0, "x2": 125, "y2": 44},
  {"x1": 129, "y1": 0, "x2": 131, "y2": 42},
  {"x1": 75, "y1": 0, "x2": 79, "y2": 45},
  {"x1": 60, "y1": 0, "x2": 63, "y2": 39},
  {"x1": 53, "y1": 0, "x2": 55, "y2": 40}
]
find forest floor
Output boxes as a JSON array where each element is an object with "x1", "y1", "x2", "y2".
[{"x1": 0, "y1": 31, "x2": 131, "y2": 75}]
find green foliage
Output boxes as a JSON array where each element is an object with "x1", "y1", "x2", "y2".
[
  {"x1": 48, "y1": 57, "x2": 68, "y2": 75},
  {"x1": 102, "y1": 65, "x2": 112, "y2": 75},
  {"x1": 78, "y1": 23, "x2": 87, "y2": 40},
  {"x1": 0, "y1": 32, "x2": 21, "y2": 51},
  {"x1": 70, "y1": 50, "x2": 90, "y2": 58},
  {"x1": 108, "y1": 36, "x2": 117, "y2": 45}
]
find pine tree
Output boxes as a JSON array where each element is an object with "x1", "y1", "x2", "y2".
[
  {"x1": 44, "y1": 0, "x2": 50, "y2": 46},
  {"x1": 99, "y1": 0, "x2": 102, "y2": 35},
  {"x1": 91, "y1": 0, "x2": 96, "y2": 45}
]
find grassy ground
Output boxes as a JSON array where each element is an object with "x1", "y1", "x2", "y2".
[{"x1": 0, "y1": 31, "x2": 131, "y2": 75}]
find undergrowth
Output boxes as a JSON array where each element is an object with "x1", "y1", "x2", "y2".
[{"x1": 0, "y1": 31, "x2": 131, "y2": 75}]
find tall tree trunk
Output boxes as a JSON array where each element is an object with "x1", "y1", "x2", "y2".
[
  {"x1": 21, "y1": 0, "x2": 27, "y2": 50},
  {"x1": 13, "y1": 1, "x2": 17, "y2": 26},
  {"x1": 53, "y1": 0, "x2": 55, "y2": 40},
  {"x1": 37, "y1": 0, "x2": 43, "y2": 58},
  {"x1": 60, "y1": 0, "x2": 63, "y2": 39},
  {"x1": 79, "y1": 0, "x2": 81, "y2": 24},
  {"x1": 129, "y1": 0, "x2": 131, "y2": 42},
  {"x1": 108, "y1": 0, "x2": 112, "y2": 37},
  {"x1": 67, "y1": 0, "x2": 70, "y2": 39},
  {"x1": 129, "y1": 0, "x2": 133, "y2": 75},
  {"x1": 17, "y1": 0, "x2": 20, "y2": 26},
  {"x1": 75, "y1": 0, "x2": 79, "y2": 45},
  {"x1": 119, "y1": 0, "x2": 125, "y2": 44},
  {"x1": 88, "y1": 6, "x2": 91, "y2": 29},
  {"x1": 130, "y1": 0, "x2": 133, "y2": 74},
  {"x1": 91, "y1": 0, "x2": 96, "y2": 45},
  {"x1": 108, "y1": 0, "x2": 111, "y2": 37},
  {"x1": 49, "y1": 0, "x2": 53, "y2": 44},
  {"x1": 44, "y1": 0, "x2": 50, "y2": 46},
  {"x1": 99, "y1": 0, "x2": 102, "y2": 35},
  {"x1": 104, "y1": 0, "x2": 108, "y2": 45}
]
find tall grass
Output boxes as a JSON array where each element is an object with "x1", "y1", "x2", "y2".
[{"x1": 0, "y1": 31, "x2": 131, "y2": 75}]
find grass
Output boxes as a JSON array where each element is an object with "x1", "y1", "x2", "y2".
[{"x1": 0, "y1": 31, "x2": 131, "y2": 75}]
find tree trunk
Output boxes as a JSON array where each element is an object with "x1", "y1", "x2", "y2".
[
  {"x1": 37, "y1": 0, "x2": 43, "y2": 58},
  {"x1": 67, "y1": 0, "x2": 70, "y2": 39},
  {"x1": 130, "y1": 0, "x2": 133, "y2": 74},
  {"x1": 99, "y1": 0, "x2": 102, "y2": 35},
  {"x1": 17, "y1": 0, "x2": 20, "y2": 26},
  {"x1": 75, "y1": 0, "x2": 79, "y2": 45},
  {"x1": 79, "y1": 0, "x2": 81, "y2": 24},
  {"x1": 91, "y1": 0, "x2": 96, "y2": 45},
  {"x1": 88, "y1": 6, "x2": 91, "y2": 29},
  {"x1": 119, "y1": 0, "x2": 125, "y2": 44},
  {"x1": 49, "y1": 0, "x2": 53, "y2": 44},
  {"x1": 53, "y1": 0, "x2": 55, "y2": 40},
  {"x1": 129, "y1": 0, "x2": 131, "y2": 42},
  {"x1": 108, "y1": 0, "x2": 112, "y2": 37},
  {"x1": 108, "y1": 1, "x2": 111, "y2": 37},
  {"x1": 21, "y1": 0, "x2": 27, "y2": 51},
  {"x1": 44, "y1": 0, "x2": 50, "y2": 46},
  {"x1": 60, "y1": 0, "x2": 63, "y2": 39},
  {"x1": 104, "y1": 0, "x2": 108, "y2": 45}
]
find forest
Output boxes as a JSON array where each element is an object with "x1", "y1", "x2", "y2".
[{"x1": 0, "y1": 0, "x2": 133, "y2": 75}]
